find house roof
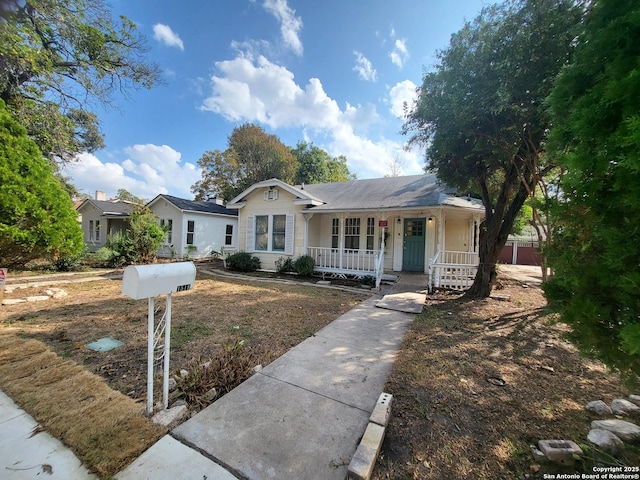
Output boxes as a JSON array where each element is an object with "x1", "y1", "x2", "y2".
[
  {"x1": 148, "y1": 194, "x2": 238, "y2": 217},
  {"x1": 76, "y1": 199, "x2": 138, "y2": 217},
  {"x1": 299, "y1": 174, "x2": 483, "y2": 212},
  {"x1": 226, "y1": 174, "x2": 483, "y2": 213}
]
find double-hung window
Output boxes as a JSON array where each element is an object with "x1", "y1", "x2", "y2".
[
  {"x1": 160, "y1": 219, "x2": 173, "y2": 244},
  {"x1": 89, "y1": 220, "x2": 100, "y2": 242},
  {"x1": 331, "y1": 218, "x2": 339, "y2": 248},
  {"x1": 272, "y1": 215, "x2": 286, "y2": 252},
  {"x1": 248, "y1": 214, "x2": 294, "y2": 254},
  {"x1": 186, "y1": 220, "x2": 195, "y2": 245},
  {"x1": 344, "y1": 218, "x2": 360, "y2": 250},
  {"x1": 225, "y1": 225, "x2": 233, "y2": 246},
  {"x1": 366, "y1": 217, "x2": 375, "y2": 250}
]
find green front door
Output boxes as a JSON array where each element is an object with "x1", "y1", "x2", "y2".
[{"x1": 402, "y1": 218, "x2": 426, "y2": 271}]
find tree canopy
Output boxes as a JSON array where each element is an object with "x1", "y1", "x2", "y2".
[
  {"x1": 403, "y1": 0, "x2": 583, "y2": 297},
  {"x1": 0, "y1": 0, "x2": 161, "y2": 163},
  {"x1": 0, "y1": 99, "x2": 83, "y2": 267},
  {"x1": 192, "y1": 125, "x2": 354, "y2": 201},
  {"x1": 291, "y1": 141, "x2": 356, "y2": 184},
  {"x1": 544, "y1": 0, "x2": 640, "y2": 378}
]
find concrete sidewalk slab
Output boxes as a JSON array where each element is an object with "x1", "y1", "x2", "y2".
[
  {"x1": 116, "y1": 434, "x2": 237, "y2": 480},
  {"x1": 173, "y1": 373, "x2": 370, "y2": 480},
  {"x1": 260, "y1": 335, "x2": 390, "y2": 411},
  {"x1": 375, "y1": 291, "x2": 426, "y2": 313},
  {"x1": 0, "y1": 391, "x2": 96, "y2": 480},
  {"x1": 376, "y1": 272, "x2": 427, "y2": 314}
]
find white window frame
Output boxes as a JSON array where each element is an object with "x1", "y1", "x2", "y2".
[
  {"x1": 160, "y1": 218, "x2": 173, "y2": 244},
  {"x1": 89, "y1": 220, "x2": 100, "y2": 242},
  {"x1": 186, "y1": 220, "x2": 195, "y2": 245},
  {"x1": 246, "y1": 214, "x2": 294, "y2": 255},
  {"x1": 225, "y1": 224, "x2": 234, "y2": 246}
]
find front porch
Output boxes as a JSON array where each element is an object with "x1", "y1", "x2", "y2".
[{"x1": 306, "y1": 246, "x2": 479, "y2": 291}]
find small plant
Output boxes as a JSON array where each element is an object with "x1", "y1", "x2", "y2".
[
  {"x1": 52, "y1": 248, "x2": 87, "y2": 271},
  {"x1": 275, "y1": 256, "x2": 294, "y2": 273},
  {"x1": 183, "y1": 245, "x2": 197, "y2": 260},
  {"x1": 226, "y1": 251, "x2": 261, "y2": 271},
  {"x1": 173, "y1": 341, "x2": 261, "y2": 410},
  {"x1": 293, "y1": 254, "x2": 315, "y2": 276},
  {"x1": 360, "y1": 275, "x2": 376, "y2": 287}
]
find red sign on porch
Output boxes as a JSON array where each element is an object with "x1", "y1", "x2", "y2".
[{"x1": 379, "y1": 220, "x2": 388, "y2": 227}]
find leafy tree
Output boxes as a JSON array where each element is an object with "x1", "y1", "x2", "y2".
[
  {"x1": 403, "y1": 0, "x2": 583, "y2": 297},
  {"x1": 192, "y1": 123, "x2": 297, "y2": 200},
  {"x1": 106, "y1": 207, "x2": 165, "y2": 265},
  {"x1": 544, "y1": 0, "x2": 640, "y2": 378},
  {"x1": 324, "y1": 155, "x2": 356, "y2": 182},
  {"x1": 292, "y1": 142, "x2": 355, "y2": 184},
  {"x1": 116, "y1": 188, "x2": 145, "y2": 205},
  {"x1": 0, "y1": 0, "x2": 161, "y2": 163},
  {"x1": 0, "y1": 99, "x2": 83, "y2": 268}
]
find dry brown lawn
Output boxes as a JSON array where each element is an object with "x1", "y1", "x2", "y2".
[
  {"x1": 373, "y1": 274, "x2": 640, "y2": 479},
  {"x1": 0, "y1": 266, "x2": 368, "y2": 477}
]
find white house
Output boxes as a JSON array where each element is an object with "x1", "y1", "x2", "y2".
[
  {"x1": 147, "y1": 194, "x2": 238, "y2": 260},
  {"x1": 226, "y1": 174, "x2": 484, "y2": 289}
]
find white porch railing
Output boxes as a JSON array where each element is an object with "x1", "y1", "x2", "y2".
[
  {"x1": 429, "y1": 250, "x2": 478, "y2": 291},
  {"x1": 308, "y1": 247, "x2": 380, "y2": 274}
]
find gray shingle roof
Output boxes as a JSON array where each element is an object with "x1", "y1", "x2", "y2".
[
  {"x1": 157, "y1": 195, "x2": 238, "y2": 217},
  {"x1": 299, "y1": 174, "x2": 482, "y2": 212},
  {"x1": 77, "y1": 199, "x2": 137, "y2": 216}
]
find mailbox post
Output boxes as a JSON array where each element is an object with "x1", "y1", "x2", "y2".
[{"x1": 122, "y1": 262, "x2": 196, "y2": 415}]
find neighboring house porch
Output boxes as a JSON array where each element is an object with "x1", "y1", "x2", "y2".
[
  {"x1": 227, "y1": 175, "x2": 484, "y2": 290},
  {"x1": 75, "y1": 197, "x2": 138, "y2": 251}
]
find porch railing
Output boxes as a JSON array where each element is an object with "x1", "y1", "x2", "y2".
[
  {"x1": 307, "y1": 246, "x2": 380, "y2": 273},
  {"x1": 429, "y1": 250, "x2": 478, "y2": 291}
]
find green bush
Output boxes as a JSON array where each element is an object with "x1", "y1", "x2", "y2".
[
  {"x1": 226, "y1": 251, "x2": 261, "y2": 272},
  {"x1": 360, "y1": 275, "x2": 376, "y2": 287},
  {"x1": 52, "y1": 248, "x2": 87, "y2": 271},
  {"x1": 275, "y1": 256, "x2": 294, "y2": 273},
  {"x1": 293, "y1": 255, "x2": 315, "y2": 276}
]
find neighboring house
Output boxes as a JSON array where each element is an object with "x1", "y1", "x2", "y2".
[
  {"x1": 226, "y1": 174, "x2": 485, "y2": 289},
  {"x1": 76, "y1": 197, "x2": 139, "y2": 251},
  {"x1": 147, "y1": 194, "x2": 238, "y2": 260},
  {"x1": 499, "y1": 226, "x2": 544, "y2": 266}
]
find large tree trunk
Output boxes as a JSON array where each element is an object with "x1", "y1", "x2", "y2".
[{"x1": 464, "y1": 166, "x2": 532, "y2": 299}]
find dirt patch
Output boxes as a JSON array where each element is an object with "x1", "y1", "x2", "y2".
[{"x1": 373, "y1": 275, "x2": 640, "y2": 479}]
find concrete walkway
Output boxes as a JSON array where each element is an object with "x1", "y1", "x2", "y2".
[
  {"x1": 0, "y1": 273, "x2": 425, "y2": 480},
  {"x1": 119, "y1": 274, "x2": 422, "y2": 480}
]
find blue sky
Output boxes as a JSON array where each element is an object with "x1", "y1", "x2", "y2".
[{"x1": 64, "y1": 0, "x2": 488, "y2": 201}]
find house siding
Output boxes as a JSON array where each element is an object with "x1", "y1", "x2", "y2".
[
  {"x1": 237, "y1": 187, "x2": 306, "y2": 271},
  {"x1": 149, "y1": 198, "x2": 237, "y2": 260}
]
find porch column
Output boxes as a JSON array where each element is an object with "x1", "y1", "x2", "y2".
[
  {"x1": 339, "y1": 214, "x2": 345, "y2": 270},
  {"x1": 468, "y1": 217, "x2": 475, "y2": 253},
  {"x1": 473, "y1": 214, "x2": 481, "y2": 253},
  {"x1": 302, "y1": 213, "x2": 314, "y2": 255},
  {"x1": 436, "y1": 209, "x2": 446, "y2": 253}
]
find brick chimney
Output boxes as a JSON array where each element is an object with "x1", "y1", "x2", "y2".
[{"x1": 95, "y1": 190, "x2": 106, "y2": 201}]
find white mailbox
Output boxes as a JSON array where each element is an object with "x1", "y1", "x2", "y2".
[
  {"x1": 121, "y1": 261, "x2": 196, "y2": 416},
  {"x1": 122, "y1": 262, "x2": 196, "y2": 300}
]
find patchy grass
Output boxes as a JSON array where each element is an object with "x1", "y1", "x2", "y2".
[
  {"x1": 373, "y1": 276, "x2": 640, "y2": 480},
  {"x1": 0, "y1": 334, "x2": 165, "y2": 477},
  {"x1": 0, "y1": 267, "x2": 368, "y2": 477}
]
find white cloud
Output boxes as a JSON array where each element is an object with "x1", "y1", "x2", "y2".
[
  {"x1": 388, "y1": 80, "x2": 417, "y2": 119},
  {"x1": 262, "y1": 0, "x2": 303, "y2": 56},
  {"x1": 353, "y1": 51, "x2": 377, "y2": 82},
  {"x1": 66, "y1": 145, "x2": 199, "y2": 200},
  {"x1": 200, "y1": 54, "x2": 422, "y2": 178},
  {"x1": 390, "y1": 38, "x2": 408, "y2": 68},
  {"x1": 153, "y1": 23, "x2": 184, "y2": 51}
]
